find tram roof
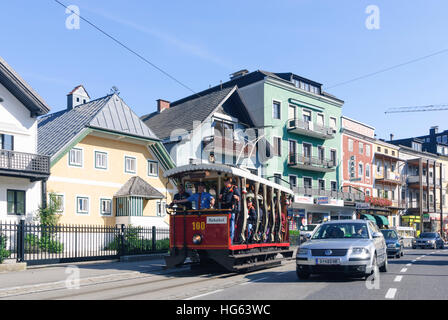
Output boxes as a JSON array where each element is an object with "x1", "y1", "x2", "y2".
[{"x1": 164, "y1": 163, "x2": 294, "y2": 195}]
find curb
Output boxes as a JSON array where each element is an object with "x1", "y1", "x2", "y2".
[
  {"x1": 120, "y1": 253, "x2": 169, "y2": 263},
  {"x1": 0, "y1": 262, "x2": 27, "y2": 273}
]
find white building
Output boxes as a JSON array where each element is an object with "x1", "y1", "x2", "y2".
[{"x1": 0, "y1": 57, "x2": 50, "y2": 222}]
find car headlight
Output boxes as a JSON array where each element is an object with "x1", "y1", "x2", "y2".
[
  {"x1": 351, "y1": 247, "x2": 370, "y2": 255},
  {"x1": 387, "y1": 243, "x2": 396, "y2": 248},
  {"x1": 298, "y1": 248, "x2": 310, "y2": 256}
]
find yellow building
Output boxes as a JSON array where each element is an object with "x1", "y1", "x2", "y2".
[{"x1": 37, "y1": 86, "x2": 175, "y2": 227}]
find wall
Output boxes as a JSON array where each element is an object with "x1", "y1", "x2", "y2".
[{"x1": 47, "y1": 134, "x2": 174, "y2": 226}]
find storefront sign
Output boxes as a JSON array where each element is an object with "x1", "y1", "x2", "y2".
[
  {"x1": 294, "y1": 195, "x2": 314, "y2": 204},
  {"x1": 315, "y1": 197, "x2": 329, "y2": 205},
  {"x1": 356, "y1": 203, "x2": 371, "y2": 210}
]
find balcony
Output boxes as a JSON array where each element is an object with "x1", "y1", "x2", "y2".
[
  {"x1": 0, "y1": 149, "x2": 50, "y2": 181},
  {"x1": 293, "y1": 187, "x2": 365, "y2": 202},
  {"x1": 407, "y1": 200, "x2": 441, "y2": 213},
  {"x1": 375, "y1": 171, "x2": 402, "y2": 185},
  {"x1": 287, "y1": 118, "x2": 336, "y2": 140},
  {"x1": 203, "y1": 136, "x2": 249, "y2": 158},
  {"x1": 407, "y1": 175, "x2": 441, "y2": 189},
  {"x1": 288, "y1": 153, "x2": 336, "y2": 173}
]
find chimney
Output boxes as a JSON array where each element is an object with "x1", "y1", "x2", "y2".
[
  {"x1": 67, "y1": 85, "x2": 90, "y2": 110},
  {"x1": 390, "y1": 134, "x2": 394, "y2": 141},
  {"x1": 230, "y1": 69, "x2": 249, "y2": 80},
  {"x1": 157, "y1": 99, "x2": 170, "y2": 113},
  {"x1": 430, "y1": 126, "x2": 439, "y2": 136}
]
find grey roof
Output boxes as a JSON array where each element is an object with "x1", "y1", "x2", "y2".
[
  {"x1": 141, "y1": 86, "x2": 237, "y2": 140},
  {"x1": 115, "y1": 176, "x2": 165, "y2": 199},
  {"x1": 0, "y1": 56, "x2": 50, "y2": 115},
  {"x1": 38, "y1": 94, "x2": 159, "y2": 157}
]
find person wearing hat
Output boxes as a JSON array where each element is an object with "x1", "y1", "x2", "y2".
[
  {"x1": 174, "y1": 182, "x2": 215, "y2": 209},
  {"x1": 171, "y1": 184, "x2": 192, "y2": 210}
]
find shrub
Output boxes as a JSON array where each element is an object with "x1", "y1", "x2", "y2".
[
  {"x1": 104, "y1": 226, "x2": 170, "y2": 254},
  {"x1": 24, "y1": 233, "x2": 64, "y2": 254},
  {"x1": 0, "y1": 234, "x2": 10, "y2": 264}
]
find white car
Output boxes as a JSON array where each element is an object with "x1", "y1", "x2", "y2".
[{"x1": 296, "y1": 220, "x2": 388, "y2": 279}]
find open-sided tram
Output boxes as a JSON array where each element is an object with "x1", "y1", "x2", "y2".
[{"x1": 164, "y1": 163, "x2": 295, "y2": 272}]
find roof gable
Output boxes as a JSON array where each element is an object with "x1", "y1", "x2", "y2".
[
  {"x1": 115, "y1": 176, "x2": 165, "y2": 199},
  {"x1": 0, "y1": 56, "x2": 50, "y2": 116}
]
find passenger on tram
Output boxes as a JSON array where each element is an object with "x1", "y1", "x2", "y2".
[
  {"x1": 171, "y1": 184, "x2": 192, "y2": 210},
  {"x1": 219, "y1": 178, "x2": 241, "y2": 244},
  {"x1": 247, "y1": 197, "x2": 257, "y2": 241},
  {"x1": 174, "y1": 182, "x2": 215, "y2": 209}
]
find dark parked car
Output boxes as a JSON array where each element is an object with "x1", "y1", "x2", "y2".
[
  {"x1": 381, "y1": 229, "x2": 403, "y2": 258},
  {"x1": 412, "y1": 232, "x2": 444, "y2": 249}
]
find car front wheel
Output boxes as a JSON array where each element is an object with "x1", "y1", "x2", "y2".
[
  {"x1": 296, "y1": 267, "x2": 310, "y2": 280},
  {"x1": 379, "y1": 255, "x2": 388, "y2": 273}
]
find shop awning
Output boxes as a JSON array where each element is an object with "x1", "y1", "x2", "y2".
[
  {"x1": 361, "y1": 214, "x2": 377, "y2": 224},
  {"x1": 374, "y1": 214, "x2": 389, "y2": 226}
]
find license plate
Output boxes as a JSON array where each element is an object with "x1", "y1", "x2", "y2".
[{"x1": 316, "y1": 258, "x2": 341, "y2": 265}]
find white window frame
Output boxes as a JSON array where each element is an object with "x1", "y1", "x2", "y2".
[
  {"x1": 303, "y1": 176, "x2": 313, "y2": 189},
  {"x1": 68, "y1": 147, "x2": 83, "y2": 167},
  {"x1": 330, "y1": 181, "x2": 338, "y2": 192},
  {"x1": 147, "y1": 159, "x2": 159, "y2": 177},
  {"x1": 124, "y1": 156, "x2": 137, "y2": 174},
  {"x1": 358, "y1": 162, "x2": 364, "y2": 178},
  {"x1": 329, "y1": 117, "x2": 337, "y2": 130},
  {"x1": 76, "y1": 196, "x2": 90, "y2": 215},
  {"x1": 100, "y1": 198, "x2": 112, "y2": 216},
  {"x1": 49, "y1": 193, "x2": 65, "y2": 214},
  {"x1": 288, "y1": 174, "x2": 298, "y2": 188},
  {"x1": 348, "y1": 139, "x2": 354, "y2": 152},
  {"x1": 366, "y1": 163, "x2": 371, "y2": 178},
  {"x1": 366, "y1": 145, "x2": 371, "y2": 157},
  {"x1": 359, "y1": 142, "x2": 364, "y2": 155},
  {"x1": 273, "y1": 136, "x2": 282, "y2": 157},
  {"x1": 157, "y1": 200, "x2": 167, "y2": 217},
  {"x1": 94, "y1": 150, "x2": 108, "y2": 170}
]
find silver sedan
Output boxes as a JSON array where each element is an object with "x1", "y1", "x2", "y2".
[{"x1": 296, "y1": 220, "x2": 388, "y2": 279}]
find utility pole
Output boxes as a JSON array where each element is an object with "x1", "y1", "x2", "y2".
[{"x1": 419, "y1": 158, "x2": 423, "y2": 235}]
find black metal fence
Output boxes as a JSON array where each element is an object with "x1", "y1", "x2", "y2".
[{"x1": 0, "y1": 221, "x2": 170, "y2": 266}]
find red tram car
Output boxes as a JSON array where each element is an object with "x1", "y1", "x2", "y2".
[{"x1": 164, "y1": 163, "x2": 295, "y2": 272}]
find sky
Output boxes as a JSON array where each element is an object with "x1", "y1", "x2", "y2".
[{"x1": 2, "y1": 0, "x2": 448, "y2": 140}]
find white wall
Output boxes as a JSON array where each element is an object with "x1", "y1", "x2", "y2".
[{"x1": 0, "y1": 83, "x2": 37, "y2": 154}]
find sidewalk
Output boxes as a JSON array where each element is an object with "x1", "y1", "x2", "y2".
[{"x1": 0, "y1": 256, "x2": 174, "y2": 292}]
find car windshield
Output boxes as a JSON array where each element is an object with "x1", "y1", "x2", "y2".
[
  {"x1": 303, "y1": 225, "x2": 317, "y2": 232},
  {"x1": 381, "y1": 230, "x2": 398, "y2": 239},
  {"x1": 420, "y1": 233, "x2": 437, "y2": 238},
  {"x1": 312, "y1": 223, "x2": 369, "y2": 240}
]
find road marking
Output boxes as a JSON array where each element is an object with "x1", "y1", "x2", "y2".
[
  {"x1": 406, "y1": 263, "x2": 412, "y2": 267},
  {"x1": 385, "y1": 288, "x2": 397, "y2": 299},
  {"x1": 240, "y1": 276, "x2": 269, "y2": 285},
  {"x1": 394, "y1": 276, "x2": 403, "y2": 282},
  {"x1": 400, "y1": 268, "x2": 408, "y2": 273},
  {"x1": 184, "y1": 289, "x2": 224, "y2": 300}
]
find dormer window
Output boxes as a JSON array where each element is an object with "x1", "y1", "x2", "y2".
[
  {"x1": 76, "y1": 97, "x2": 80, "y2": 102},
  {"x1": 412, "y1": 142, "x2": 422, "y2": 151}
]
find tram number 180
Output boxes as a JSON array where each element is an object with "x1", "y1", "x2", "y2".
[{"x1": 192, "y1": 222, "x2": 206, "y2": 231}]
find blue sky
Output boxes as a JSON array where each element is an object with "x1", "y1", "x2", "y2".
[{"x1": 2, "y1": 0, "x2": 448, "y2": 140}]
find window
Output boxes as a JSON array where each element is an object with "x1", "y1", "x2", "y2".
[
  {"x1": 125, "y1": 156, "x2": 137, "y2": 174},
  {"x1": 443, "y1": 136, "x2": 448, "y2": 144},
  {"x1": 69, "y1": 148, "x2": 83, "y2": 167},
  {"x1": 412, "y1": 142, "x2": 422, "y2": 152},
  {"x1": 274, "y1": 174, "x2": 282, "y2": 185},
  {"x1": 366, "y1": 164, "x2": 371, "y2": 178},
  {"x1": 148, "y1": 160, "x2": 158, "y2": 176},
  {"x1": 318, "y1": 146, "x2": 325, "y2": 162},
  {"x1": 157, "y1": 201, "x2": 167, "y2": 217},
  {"x1": 272, "y1": 101, "x2": 281, "y2": 120},
  {"x1": 392, "y1": 150, "x2": 396, "y2": 156},
  {"x1": 289, "y1": 140, "x2": 297, "y2": 163},
  {"x1": 359, "y1": 142, "x2": 364, "y2": 154},
  {"x1": 7, "y1": 190, "x2": 25, "y2": 215},
  {"x1": 330, "y1": 150, "x2": 337, "y2": 166},
  {"x1": 329, "y1": 117, "x2": 337, "y2": 130},
  {"x1": 358, "y1": 163, "x2": 363, "y2": 177},
  {"x1": 0, "y1": 134, "x2": 14, "y2": 151},
  {"x1": 302, "y1": 110, "x2": 312, "y2": 123},
  {"x1": 348, "y1": 139, "x2": 353, "y2": 152},
  {"x1": 385, "y1": 149, "x2": 388, "y2": 154},
  {"x1": 377, "y1": 147, "x2": 381, "y2": 152},
  {"x1": 317, "y1": 114, "x2": 324, "y2": 127},
  {"x1": 303, "y1": 177, "x2": 312, "y2": 189},
  {"x1": 273, "y1": 137, "x2": 282, "y2": 157},
  {"x1": 303, "y1": 143, "x2": 312, "y2": 158},
  {"x1": 49, "y1": 194, "x2": 64, "y2": 213},
  {"x1": 289, "y1": 175, "x2": 297, "y2": 188},
  {"x1": 331, "y1": 181, "x2": 337, "y2": 192},
  {"x1": 366, "y1": 189, "x2": 371, "y2": 196},
  {"x1": 318, "y1": 179, "x2": 325, "y2": 191},
  {"x1": 100, "y1": 199, "x2": 112, "y2": 216},
  {"x1": 377, "y1": 160, "x2": 382, "y2": 173},
  {"x1": 95, "y1": 151, "x2": 108, "y2": 170},
  {"x1": 366, "y1": 145, "x2": 371, "y2": 157},
  {"x1": 76, "y1": 197, "x2": 89, "y2": 214}
]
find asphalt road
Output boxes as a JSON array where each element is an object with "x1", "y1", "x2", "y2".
[{"x1": 0, "y1": 248, "x2": 447, "y2": 300}]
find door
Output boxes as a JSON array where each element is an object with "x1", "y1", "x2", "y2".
[
  {"x1": 288, "y1": 105, "x2": 296, "y2": 127},
  {"x1": 289, "y1": 140, "x2": 297, "y2": 164},
  {"x1": 303, "y1": 143, "x2": 312, "y2": 162}
]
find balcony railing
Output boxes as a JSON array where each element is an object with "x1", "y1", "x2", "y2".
[
  {"x1": 293, "y1": 187, "x2": 365, "y2": 202},
  {"x1": 407, "y1": 175, "x2": 441, "y2": 187},
  {"x1": 0, "y1": 149, "x2": 50, "y2": 178},
  {"x1": 287, "y1": 118, "x2": 336, "y2": 140},
  {"x1": 375, "y1": 171, "x2": 402, "y2": 185},
  {"x1": 288, "y1": 153, "x2": 336, "y2": 173}
]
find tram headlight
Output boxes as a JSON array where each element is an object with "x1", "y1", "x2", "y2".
[{"x1": 192, "y1": 234, "x2": 202, "y2": 245}]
